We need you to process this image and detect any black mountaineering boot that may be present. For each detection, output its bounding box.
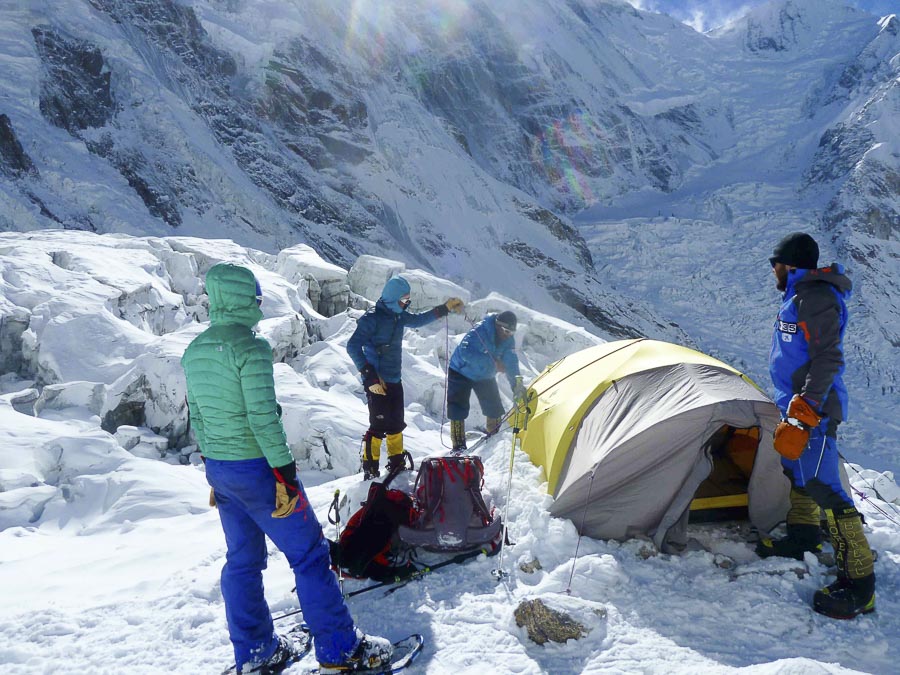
[362,459,380,480]
[387,451,412,474]
[361,432,381,480]
[813,507,875,619]
[757,488,822,560]
[813,574,875,620]
[756,523,822,560]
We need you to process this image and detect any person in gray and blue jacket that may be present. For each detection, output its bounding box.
[759,232,875,620]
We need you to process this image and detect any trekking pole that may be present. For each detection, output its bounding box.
[491,375,528,581]
[440,314,453,450]
[328,489,344,595]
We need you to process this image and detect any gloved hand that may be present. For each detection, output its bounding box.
[773,420,809,460]
[773,395,822,460]
[513,380,527,403]
[787,394,822,428]
[445,297,464,314]
[272,462,301,518]
[360,364,386,396]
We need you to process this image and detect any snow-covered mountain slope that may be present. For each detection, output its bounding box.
[1,1,897,346]
[0,230,899,674]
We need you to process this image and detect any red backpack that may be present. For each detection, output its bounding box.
[398,455,503,552]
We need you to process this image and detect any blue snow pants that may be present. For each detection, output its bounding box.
[205,457,357,669]
[780,419,853,508]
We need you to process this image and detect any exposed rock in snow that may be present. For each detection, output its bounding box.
[514,598,588,645]
[31,25,114,134]
[0,114,37,178]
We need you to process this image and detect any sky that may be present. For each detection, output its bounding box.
[626,0,898,32]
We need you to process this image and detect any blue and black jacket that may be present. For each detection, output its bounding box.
[769,264,851,422]
[347,276,448,383]
[449,313,520,388]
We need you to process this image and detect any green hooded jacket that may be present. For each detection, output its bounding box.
[181,263,293,467]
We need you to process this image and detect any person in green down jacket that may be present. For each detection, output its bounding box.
[182,263,392,675]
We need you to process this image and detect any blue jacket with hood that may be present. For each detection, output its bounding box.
[769,264,851,422]
[449,313,520,388]
[346,276,446,383]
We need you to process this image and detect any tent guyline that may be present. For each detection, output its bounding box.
[566,470,596,595]
[842,458,900,529]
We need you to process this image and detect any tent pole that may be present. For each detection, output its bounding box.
[565,470,596,595]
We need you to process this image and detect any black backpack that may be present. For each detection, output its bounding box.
[329,473,418,582]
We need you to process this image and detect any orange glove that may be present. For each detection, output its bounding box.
[786,394,822,428]
[773,395,822,461]
[773,420,810,460]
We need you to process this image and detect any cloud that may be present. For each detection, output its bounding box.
[622,1,763,33]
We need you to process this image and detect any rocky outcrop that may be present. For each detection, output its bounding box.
[31,26,115,133]
[0,115,37,178]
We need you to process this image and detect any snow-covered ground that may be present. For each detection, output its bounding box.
[1,231,898,674]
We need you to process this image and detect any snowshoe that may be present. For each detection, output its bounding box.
[315,634,423,674]
[224,624,311,674]
[318,632,393,673]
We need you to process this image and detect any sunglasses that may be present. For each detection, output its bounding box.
[399,295,411,309]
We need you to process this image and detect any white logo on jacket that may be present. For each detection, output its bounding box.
[778,320,797,334]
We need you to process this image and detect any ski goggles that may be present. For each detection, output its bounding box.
[496,321,515,336]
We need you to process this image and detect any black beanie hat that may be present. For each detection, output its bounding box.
[496,310,517,332]
[770,232,819,269]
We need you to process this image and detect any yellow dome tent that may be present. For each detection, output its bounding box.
[517,338,790,550]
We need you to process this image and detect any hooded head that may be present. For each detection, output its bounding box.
[380,276,411,314]
[204,263,264,327]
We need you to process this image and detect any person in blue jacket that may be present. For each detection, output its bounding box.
[347,276,463,479]
[447,310,525,452]
[759,232,875,619]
